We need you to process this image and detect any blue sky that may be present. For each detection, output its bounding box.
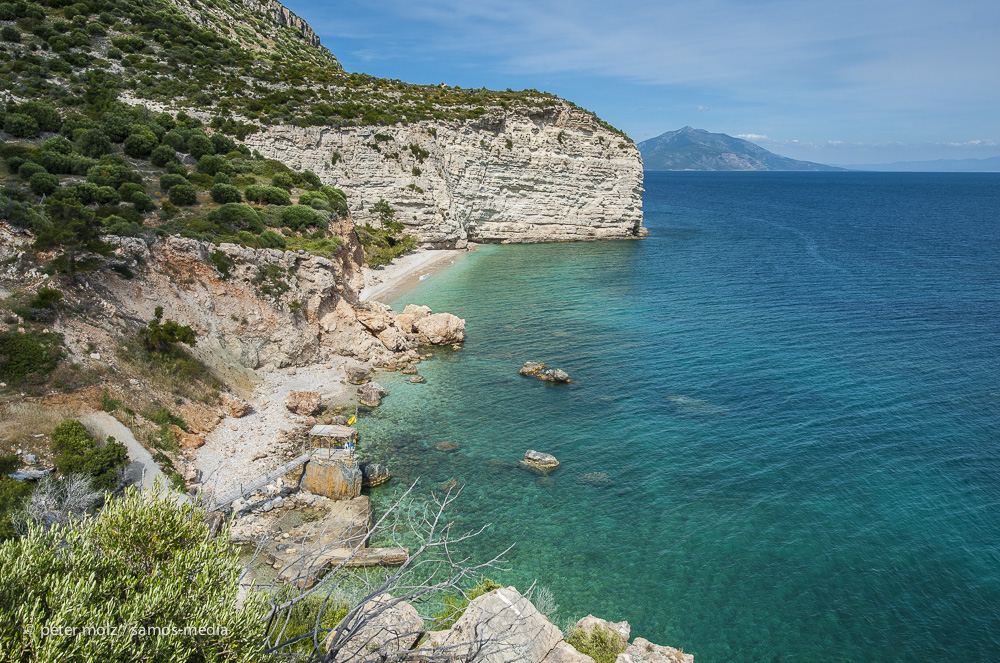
[284,0,1000,164]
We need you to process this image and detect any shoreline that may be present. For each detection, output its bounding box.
[360,247,470,303]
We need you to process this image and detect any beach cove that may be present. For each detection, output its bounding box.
[355,172,1000,662]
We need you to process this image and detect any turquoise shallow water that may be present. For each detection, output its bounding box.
[358,172,1000,662]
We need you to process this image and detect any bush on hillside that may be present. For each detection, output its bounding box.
[209,183,242,204]
[0,486,270,661]
[168,183,197,206]
[149,144,177,167]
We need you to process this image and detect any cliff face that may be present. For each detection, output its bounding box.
[246,106,646,248]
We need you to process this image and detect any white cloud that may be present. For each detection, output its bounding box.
[735,133,769,141]
[697,105,710,111]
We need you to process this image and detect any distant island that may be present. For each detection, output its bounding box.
[638,126,844,171]
[836,156,1000,172]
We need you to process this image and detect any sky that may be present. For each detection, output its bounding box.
[284,0,1000,164]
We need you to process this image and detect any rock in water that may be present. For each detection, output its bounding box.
[435,441,460,452]
[413,313,466,345]
[520,450,561,473]
[346,364,371,385]
[409,375,426,383]
[359,462,391,487]
[358,382,388,407]
[520,361,572,382]
[285,390,322,415]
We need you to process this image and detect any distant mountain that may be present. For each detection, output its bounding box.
[836,156,1000,172]
[638,127,845,171]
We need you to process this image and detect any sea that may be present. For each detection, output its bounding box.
[357,172,1000,662]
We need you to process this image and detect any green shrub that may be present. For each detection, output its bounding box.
[51,419,97,474]
[149,144,177,167]
[118,182,144,200]
[75,128,112,158]
[209,132,235,154]
[186,133,215,159]
[139,306,196,353]
[17,161,47,180]
[0,25,19,43]
[213,203,263,233]
[258,229,286,249]
[0,486,269,661]
[168,183,197,206]
[163,128,190,151]
[28,172,59,196]
[87,159,142,189]
[197,154,232,176]
[123,128,159,158]
[0,473,32,541]
[281,204,325,231]
[210,183,242,204]
[209,250,235,278]
[301,169,321,189]
[38,151,72,174]
[271,171,295,191]
[566,625,628,663]
[42,136,74,155]
[130,191,155,213]
[17,101,61,132]
[159,172,188,192]
[14,287,62,321]
[244,185,290,206]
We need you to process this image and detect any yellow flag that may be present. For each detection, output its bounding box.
[347,415,356,426]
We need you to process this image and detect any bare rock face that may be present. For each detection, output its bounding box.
[172,425,206,450]
[346,365,371,385]
[426,587,563,663]
[359,461,391,487]
[358,382,388,407]
[354,301,395,333]
[520,361,572,383]
[285,390,322,415]
[413,313,466,345]
[326,594,424,662]
[245,106,645,248]
[576,615,631,644]
[378,326,414,352]
[618,638,694,663]
[520,450,561,473]
[221,393,253,418]
[402,304,432,320]
[543,642,597,663]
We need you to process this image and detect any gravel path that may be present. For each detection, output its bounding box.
[80,411,164,490]
[193,360,356,498]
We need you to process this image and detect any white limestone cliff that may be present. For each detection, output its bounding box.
[246,105,645,248]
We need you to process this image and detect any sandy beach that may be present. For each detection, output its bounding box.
[360,248,469,302]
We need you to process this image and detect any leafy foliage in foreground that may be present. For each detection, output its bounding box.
[0,486,270,662]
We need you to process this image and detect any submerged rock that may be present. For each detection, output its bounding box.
[520,450,561,473]
[358,382,388,407]
[409,375,426,383]
[520,361,572,383]
[434,441,460,452]
[579,471,612,487]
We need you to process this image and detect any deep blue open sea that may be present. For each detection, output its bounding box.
[359,172,1000,662]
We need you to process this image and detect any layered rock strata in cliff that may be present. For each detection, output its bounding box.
[246,105,645,248]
